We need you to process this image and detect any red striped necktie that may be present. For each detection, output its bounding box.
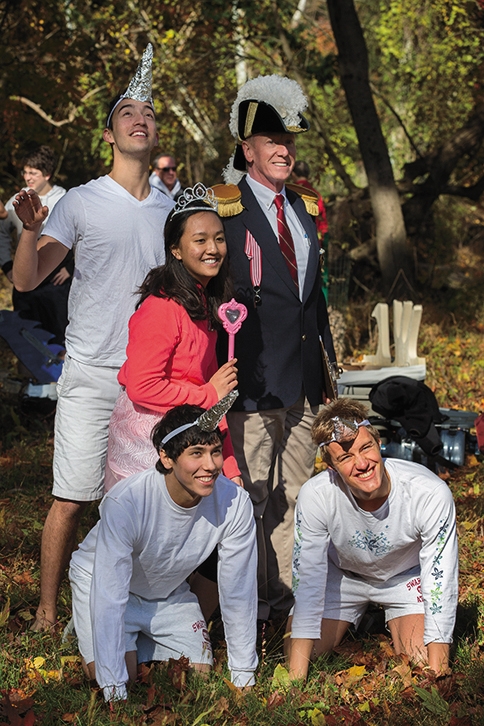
[274,193,298,288]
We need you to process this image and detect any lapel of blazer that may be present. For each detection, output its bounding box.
[238,177,299,299]
[287,189,320,304]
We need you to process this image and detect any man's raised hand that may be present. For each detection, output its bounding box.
[13,190,48,230]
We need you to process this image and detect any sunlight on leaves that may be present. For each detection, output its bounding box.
[25,656,61,682]
[461,520,479,531]
[271,663,291,691]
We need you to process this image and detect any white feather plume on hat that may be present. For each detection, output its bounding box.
[228,74,308,139]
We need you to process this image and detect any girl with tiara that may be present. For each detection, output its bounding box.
[104,183,241,489]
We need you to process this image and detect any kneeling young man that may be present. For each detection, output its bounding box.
[69,402,258,702]
[288,399,458,680]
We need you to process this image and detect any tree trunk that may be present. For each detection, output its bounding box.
[327,0,413,291]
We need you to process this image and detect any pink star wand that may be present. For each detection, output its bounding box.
[218,298,248,360]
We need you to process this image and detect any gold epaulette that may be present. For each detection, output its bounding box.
[286,183,319,217]
[211,184,244,217]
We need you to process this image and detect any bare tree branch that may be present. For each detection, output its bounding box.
[9,87,105,128]
[370,83,424,160]
[442,176,484,202]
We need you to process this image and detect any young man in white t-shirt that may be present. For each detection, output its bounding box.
[287,398,458,680]
[69,402,258,702]
[12,45,174,632]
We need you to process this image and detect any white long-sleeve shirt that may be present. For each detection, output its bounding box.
[291,458,458,645]
[71,467,258,695]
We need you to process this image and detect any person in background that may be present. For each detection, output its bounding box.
[288,398,458,680]
[12,45,174,632]
[0,146,72,344]
[149,153,184,200]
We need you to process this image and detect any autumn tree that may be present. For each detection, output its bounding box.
[326,0,412,291]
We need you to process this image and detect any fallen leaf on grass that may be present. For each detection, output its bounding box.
[461,520,479,531]
[307,706,326,725]
[323,705,364,725]
[271,663,291,691]
[222,678,245,702]
[266,690,286,710]
[0,690,36,725]
[24,657,61,683]
[149,708,180,725]
[166,657,190,691]
[414,685,450,716]
[12,572,34,586]
[392,662,413,688]
[333,641,366,659]
[449,715,472,725]
[378,639,395,658]
[137,662,153,684]
[214,696,230,715]
[0,599,10,628]
[334,665,367,687]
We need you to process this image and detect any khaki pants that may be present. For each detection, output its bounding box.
[227,393,319,619]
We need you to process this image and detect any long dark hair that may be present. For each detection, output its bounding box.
[137,200,232,328]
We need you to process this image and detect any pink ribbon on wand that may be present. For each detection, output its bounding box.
[218,298,248,360]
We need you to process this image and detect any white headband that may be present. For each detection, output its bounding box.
[160,391,238,447]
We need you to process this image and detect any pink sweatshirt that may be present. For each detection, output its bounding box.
[118,294,240,479]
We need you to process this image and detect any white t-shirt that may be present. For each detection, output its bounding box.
[71,467,258,694]
[43,175,174,366]
[291,458,458,645]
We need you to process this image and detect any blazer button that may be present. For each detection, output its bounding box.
[301,334,307,341]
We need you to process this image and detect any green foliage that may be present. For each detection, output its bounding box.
[369,0,484,155]
[413,684,450,716]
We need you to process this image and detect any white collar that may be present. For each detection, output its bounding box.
[245,174,287,212]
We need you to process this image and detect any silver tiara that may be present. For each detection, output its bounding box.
[319,417,370,448]
[160,390,238,446]
[172,182,218,216]
[106,44,154,126]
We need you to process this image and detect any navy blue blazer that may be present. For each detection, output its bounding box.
[219,177,336,412]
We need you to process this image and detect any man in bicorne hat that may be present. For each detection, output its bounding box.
[13,44,174,631]
[214,75,336,623]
